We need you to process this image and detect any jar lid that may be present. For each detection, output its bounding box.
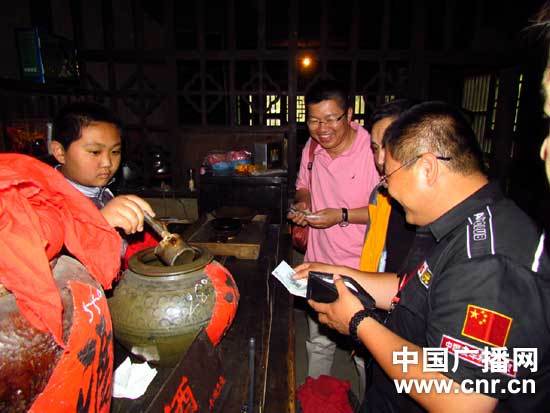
[128,246,213,276]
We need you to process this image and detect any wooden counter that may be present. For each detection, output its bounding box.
[111,224,295,413]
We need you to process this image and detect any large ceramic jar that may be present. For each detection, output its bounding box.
[0,255,114,413]
[108,246,239,367]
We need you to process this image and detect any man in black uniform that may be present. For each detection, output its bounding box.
[296,101,550,412]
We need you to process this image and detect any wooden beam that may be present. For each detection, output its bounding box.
[228,0,236,127]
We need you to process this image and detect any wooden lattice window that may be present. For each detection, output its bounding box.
[462,74,496,155]
[353,96,366,125]
[266,95,282,126]
[296,96,306,123]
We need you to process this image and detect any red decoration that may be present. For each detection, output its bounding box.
[461,304,513,347]
[204,262,239,346]
[29,281,113,413]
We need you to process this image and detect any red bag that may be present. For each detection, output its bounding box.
[291,140,318,253]
[291,224,309,254]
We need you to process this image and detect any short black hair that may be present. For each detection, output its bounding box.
[367,99,420,133]
[53,101,121,148]
[304,79,350,111]
[383,101,485,175]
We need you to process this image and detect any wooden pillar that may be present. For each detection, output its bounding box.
[164,0,181,185]
[196,0,206,126]
[69,0,87,90]
[227,0,236,127]
[287,0,298,185]
[258,0,266,125]
[349,0,359,99]
[320,0,328,77]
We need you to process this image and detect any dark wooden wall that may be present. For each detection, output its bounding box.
[0,0,548,221]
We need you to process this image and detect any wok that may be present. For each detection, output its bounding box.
[212,206,257,221]
[210,218,242,237]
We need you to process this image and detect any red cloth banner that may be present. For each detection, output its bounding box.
[29,280,113,413]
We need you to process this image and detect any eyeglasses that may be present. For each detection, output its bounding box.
[306,112,346,129]
[379,154,452,187]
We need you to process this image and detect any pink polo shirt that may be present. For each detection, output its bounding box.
[296,122,378,268]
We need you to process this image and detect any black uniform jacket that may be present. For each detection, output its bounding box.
[364,182,550,413]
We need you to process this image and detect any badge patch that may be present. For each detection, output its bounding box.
[417,261,432,288]
[461,304,512,347]
[440,334,516,377]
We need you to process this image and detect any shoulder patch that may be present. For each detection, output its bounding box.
[417,261,432,288]
[440,334,516,378]
[461,304,512,347]
[465,206,495,259]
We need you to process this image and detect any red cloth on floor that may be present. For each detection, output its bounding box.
[0,154,121,346]
[297,375,354,413]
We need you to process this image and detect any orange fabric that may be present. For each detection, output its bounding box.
[359,192,392,272]
[0,154,121,346]
[29,280,113,413]
[204,262,239,346]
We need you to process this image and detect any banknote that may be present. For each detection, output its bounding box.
[287,206,312,216]
[271,260,307,297]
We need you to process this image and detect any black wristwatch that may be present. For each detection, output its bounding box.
[349,309,371,344]
[338,207,349,227]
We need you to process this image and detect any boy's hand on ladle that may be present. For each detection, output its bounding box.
[101,195,154,234]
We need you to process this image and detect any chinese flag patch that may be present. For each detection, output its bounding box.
[461,304,512,347]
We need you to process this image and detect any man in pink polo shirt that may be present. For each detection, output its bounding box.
[289,80,379,387]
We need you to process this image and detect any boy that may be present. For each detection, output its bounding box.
[50,101,154,236]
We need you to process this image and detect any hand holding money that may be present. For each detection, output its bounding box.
[271,260,307,297]
[287,202,311,227]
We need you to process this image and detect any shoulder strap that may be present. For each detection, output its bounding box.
[307,140,318,189]
[307,140,318,170]
[465,206,495,259]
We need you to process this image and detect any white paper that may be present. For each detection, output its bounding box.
[271,260,307,297]
[112,356,158,399]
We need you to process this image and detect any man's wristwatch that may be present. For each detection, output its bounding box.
[338,207,349,227]
[349,309,371,344]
